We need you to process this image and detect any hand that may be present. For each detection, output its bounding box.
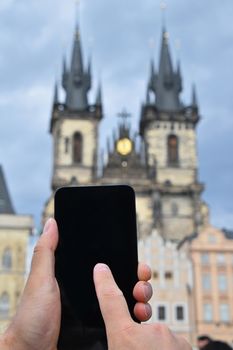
[94,263,192,350]
[0,218,60,350]
[0,218,152,350]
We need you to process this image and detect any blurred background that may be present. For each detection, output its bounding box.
[0,0,232,348]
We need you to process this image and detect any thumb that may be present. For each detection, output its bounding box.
[93,263,133,334]
[29,218,58,280]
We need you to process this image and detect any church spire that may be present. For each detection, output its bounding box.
[62,23,91,111]
[191,83,198,108]
[148,27,182,112]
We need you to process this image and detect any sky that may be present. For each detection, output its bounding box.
[0,0,232,230]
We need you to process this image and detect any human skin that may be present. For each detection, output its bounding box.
[94,263,192,350]
[0,218,153,350]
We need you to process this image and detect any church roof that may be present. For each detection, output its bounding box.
[62,24,91,111]
[0,165,15,214]
[148,28,183,112]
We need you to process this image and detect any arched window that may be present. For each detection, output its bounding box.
[73,132,83,163]
[2,248,12,270]
[0,292,10,318]
[167,134,178,165]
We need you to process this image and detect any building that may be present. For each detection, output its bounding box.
[179,226,233,345]
[43,23,209,243]
[0,165,33,332]
[138,230,195,344]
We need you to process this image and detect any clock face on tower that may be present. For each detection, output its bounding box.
[116,138,132,156]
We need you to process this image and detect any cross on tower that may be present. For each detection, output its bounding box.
[160,1,167,27]
[117,108,131,127]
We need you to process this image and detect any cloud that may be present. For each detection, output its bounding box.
[0,0,232,230]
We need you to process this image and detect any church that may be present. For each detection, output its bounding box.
[41,21,233,345]
[43,23,209,242]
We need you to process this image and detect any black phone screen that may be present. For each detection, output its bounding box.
[55,185,138,349]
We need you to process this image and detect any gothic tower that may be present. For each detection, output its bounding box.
[140,28,208,241]
[99,110,155,238]
[43,24,103,222]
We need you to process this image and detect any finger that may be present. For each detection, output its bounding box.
[134,302,152,322]
[137,262,151,281]
[93,263,133,333]
[29,218,59,279]
[133,281,153,303]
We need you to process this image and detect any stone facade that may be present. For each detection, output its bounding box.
[51,115,99,186]
[145,121,198,182]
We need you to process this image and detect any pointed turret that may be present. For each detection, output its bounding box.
[63,24,91,111]
[175,60,182,93]
[148,59,157,92]
[62,56,68,90]
[96,83,102,106]
[148,28,182,112]
[53,81,59,105]
[0,165,15,214]
[87,56,91,77]
[192,83,198,108]
[146,87,151,105]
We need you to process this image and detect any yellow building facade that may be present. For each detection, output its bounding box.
[0,167,33,333]
[181,226,233,345]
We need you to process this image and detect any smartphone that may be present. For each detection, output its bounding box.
[55,185,139,349]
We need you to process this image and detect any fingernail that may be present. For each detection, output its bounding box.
[43,218,52,234]
[94,263,109,272]
[145,303,152,318]
[143,282,152,299]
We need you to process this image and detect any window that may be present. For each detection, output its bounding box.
[217,253,225,265]
[153,271,158,279]
[158,306,166,321]
[73,132,82,163]
[202,274,211,290]
[201,253,209,265]
[167,135,178,165]
[165,271,173,279]
[203,303,213,322]
[0,292,10,319]
[176,306,184,321]
[65,137,69,153]
[2,248,12,270]
[220,304,230,322]
[218,274,227,292]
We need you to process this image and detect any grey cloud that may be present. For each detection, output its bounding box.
[0,0,232,228]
